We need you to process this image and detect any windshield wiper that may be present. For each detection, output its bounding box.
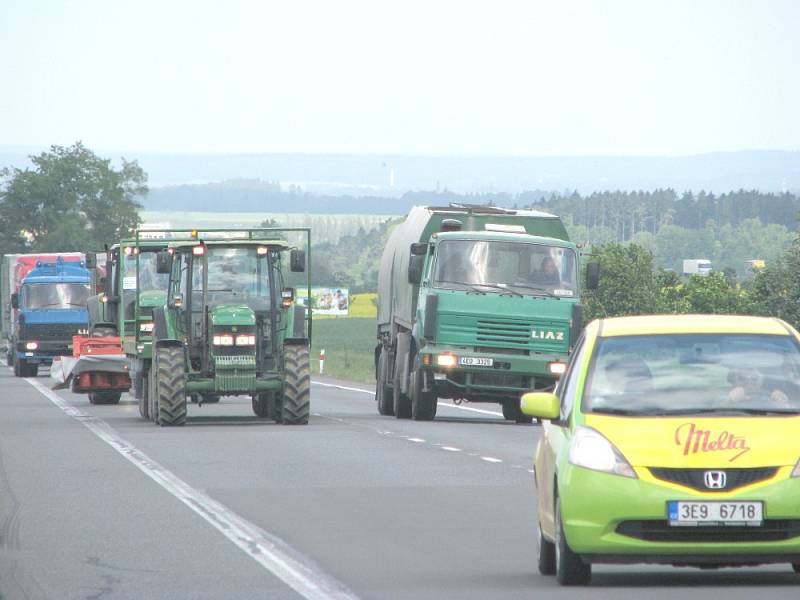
[589,407,641,416]
[470,283,523,297]
[502,283,558,298]
[646,407,800,416]
[436,280,486,294]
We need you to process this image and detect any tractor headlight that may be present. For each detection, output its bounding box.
[139,322,155,334]
[235,334,256,346]
[213,334,234,346]
[26,341,39,350]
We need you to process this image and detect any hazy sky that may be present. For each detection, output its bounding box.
[1,0,798,156]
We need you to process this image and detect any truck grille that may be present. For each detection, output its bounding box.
[476,318,531,347]
[21,323,83,340]
[438,313,569,352]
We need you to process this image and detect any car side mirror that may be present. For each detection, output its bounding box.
[586,262,600,291]
[156,251,172,274]
[84,252,97,269]
[408,254,424,284]
[520,392,560,420]
[11,293,18,309]
[290,249,306,272]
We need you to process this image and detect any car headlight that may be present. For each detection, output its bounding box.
[569,426,637,478]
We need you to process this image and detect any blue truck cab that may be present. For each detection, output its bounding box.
[11,258,92,377]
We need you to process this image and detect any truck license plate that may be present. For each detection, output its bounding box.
[668,501,763,526]
[458,357,493,367]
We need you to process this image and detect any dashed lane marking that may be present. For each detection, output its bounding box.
[312,381,505,418]
[21,375,359,600]
[480,456,503,464]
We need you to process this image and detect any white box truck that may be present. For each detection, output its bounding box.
[683,259,712,276]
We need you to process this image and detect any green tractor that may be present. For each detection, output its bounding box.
[87,237,183,407]
[145,228,312,426]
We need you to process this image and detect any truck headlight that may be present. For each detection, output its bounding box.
[25,341,39,350]
[139,322,155,334]
[548,361,567,376]
[437,353,457,368]
[213,334,234,346]
[569,426,636,479]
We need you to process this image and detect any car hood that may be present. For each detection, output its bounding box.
[584,414,800,468]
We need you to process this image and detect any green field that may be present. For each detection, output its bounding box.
[310,317,375,383]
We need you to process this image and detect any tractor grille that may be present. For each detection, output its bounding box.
[616,520,800,543]
[213,355,256,392]
[648,467,778,493]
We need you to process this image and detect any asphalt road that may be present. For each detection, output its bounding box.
[0,368,798,599]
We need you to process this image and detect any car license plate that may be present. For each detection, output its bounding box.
[668,501,763,526]
[458,357,493,367]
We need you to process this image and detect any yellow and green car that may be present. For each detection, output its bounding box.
[522,314,800,585]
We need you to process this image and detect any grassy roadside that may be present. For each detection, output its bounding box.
[310,316,375,384]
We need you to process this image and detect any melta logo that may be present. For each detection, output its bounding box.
[531,330,564,341]
[674,423,750,462]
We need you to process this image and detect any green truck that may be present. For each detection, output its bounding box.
[376,204,597,422]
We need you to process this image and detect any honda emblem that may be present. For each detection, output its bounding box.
[703,470,727,489]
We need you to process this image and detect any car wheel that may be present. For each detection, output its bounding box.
[537,522,556,575]
[555,497,591,585]
[792,563,800,574]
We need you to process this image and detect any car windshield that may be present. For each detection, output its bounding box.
[583,333,800,415]
[195,246,271,308]
[433,240,577,297]
[23,283,91,309]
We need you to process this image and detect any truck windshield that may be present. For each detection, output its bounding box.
[23,283,91,309]
[433,240,577,296]
[195,246,271,308]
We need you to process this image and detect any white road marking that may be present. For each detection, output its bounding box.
[480,456,503,463]
[312,381,505,417]
[440,446,461,452]
[22,376,359,600]
[407,437,425,443]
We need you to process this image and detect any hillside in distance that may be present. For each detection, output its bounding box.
[2,148,798,198]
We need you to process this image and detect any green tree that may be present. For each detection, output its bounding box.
[0,142,146,252]
[584,242,660,320]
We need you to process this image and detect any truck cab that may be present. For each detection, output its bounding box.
[12,258,91,377]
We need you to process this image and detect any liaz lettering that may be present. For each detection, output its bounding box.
[674,422,751,462]
[531,330,564,341]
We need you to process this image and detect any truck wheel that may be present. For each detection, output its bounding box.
[6,351,12,367]
[17,360,37,378]
[13,356,21,377]
[139,371,150,419]
[393,370,412,419]
[502,399,533,424]
[410,366,437,421]
[252,393,270,417]
[376,348,394,416]
[155,345,186,426]
[281,345,310,425]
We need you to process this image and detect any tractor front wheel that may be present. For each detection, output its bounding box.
[155,345,187,426]
[281,346,310,425]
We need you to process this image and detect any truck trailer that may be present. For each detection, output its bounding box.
[376,204,597,422]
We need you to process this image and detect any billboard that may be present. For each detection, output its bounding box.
[304,287,349,316]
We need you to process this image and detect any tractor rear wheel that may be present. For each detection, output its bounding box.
[148,364,159,424]
[281,345,310,425]
[155,345,186,426]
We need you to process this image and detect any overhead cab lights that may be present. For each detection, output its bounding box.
[123,246,140,256]
[192,244,205,256]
